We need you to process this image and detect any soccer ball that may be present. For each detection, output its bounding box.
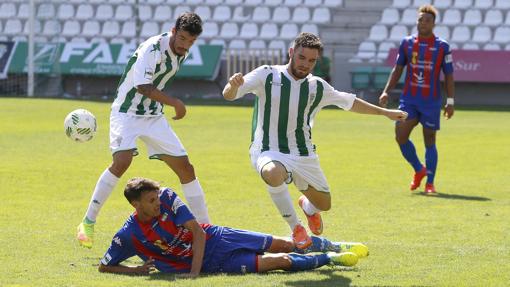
[64,109,97,142]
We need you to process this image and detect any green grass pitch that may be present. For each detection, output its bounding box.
[1,98,509,286]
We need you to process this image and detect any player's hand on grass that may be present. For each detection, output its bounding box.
[171,98,186,120]
[228,73,244,88]
[444,104,454,119]
[379,92,389,108]
[135,258,155,275]
[385,109,408,122]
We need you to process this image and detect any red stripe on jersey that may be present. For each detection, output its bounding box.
[421,37,434,98]
[132,235,191,271]
[410,38,420,97]
[433,45,445,98]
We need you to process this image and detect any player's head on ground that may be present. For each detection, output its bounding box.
[124,177,161,220]
[170,12,203,56]
[288,32,323,80]
[417,5,437,37]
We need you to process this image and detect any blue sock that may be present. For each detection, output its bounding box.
[425,144,438,184]
[293,236,334,254]
[399,140,423,172]
[288,253,330,271]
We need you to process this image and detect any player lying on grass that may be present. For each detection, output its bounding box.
[99,177,368,278]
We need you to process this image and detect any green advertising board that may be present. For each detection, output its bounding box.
[7,42,222,80]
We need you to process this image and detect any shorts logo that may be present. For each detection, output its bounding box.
[113,236,122,246]
[241,265,247,274]
[144,68,154,80]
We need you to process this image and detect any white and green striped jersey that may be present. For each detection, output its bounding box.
[111,32,187,116]
[235,65,356,156]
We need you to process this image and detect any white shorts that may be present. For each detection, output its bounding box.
[109,112,187,159]
[249,149,330,193]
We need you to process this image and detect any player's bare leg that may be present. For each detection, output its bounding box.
[256,251,358,272]
[396,119,427,190]
[161,155,210,223]
[299,186,329,235]
[422,127,438,194]
[78,150,132,248]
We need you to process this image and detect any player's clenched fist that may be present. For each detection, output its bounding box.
[228,73,244,88]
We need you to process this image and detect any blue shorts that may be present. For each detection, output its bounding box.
[399,101,441,130]
[202,227,273,274]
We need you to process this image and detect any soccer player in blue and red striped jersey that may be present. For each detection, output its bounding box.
[379,5,455,194]
[99,177,368,278]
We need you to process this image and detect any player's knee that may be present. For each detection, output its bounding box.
[261,170,285,187]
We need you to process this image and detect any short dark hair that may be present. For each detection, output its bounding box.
[418,5,438,22]
[124,177,160,203]
[293,32,323,54]
[175,12,203,36]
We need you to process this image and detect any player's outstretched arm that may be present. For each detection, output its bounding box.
[98,258,155,275]
[222,73,244,101]
[179,219,206,279]
[379,65,404,108]
[137,84,186,120]
[350,98,408,122]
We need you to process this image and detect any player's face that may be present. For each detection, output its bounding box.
[170,28,198,56]
[417,12,435,36]
[289,46,319,79]
[135,191,161,219]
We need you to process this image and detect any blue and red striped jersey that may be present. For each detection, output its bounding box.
[100,188,223,273]
[396,35,454,106]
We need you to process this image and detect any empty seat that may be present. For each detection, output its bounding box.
[462,42,479,50]
[0,3,16,19]
[173,6,191,20]
[249,39,267,49]
[311,7,330,23]
[354,41,376,60]
[37,3,56,19]
[260,23,278,39]
[472,26,491,43]
[154,6,172,22]
[474,0,493,9]
[392,0,411,8]
[301,23,319,35]
[495,0,510,8]
[265,0,283,6]
[115,5,133,21]
[454,0,472,8]
[268,40,287,51]
[102,21,120,38]
[57,4,74,20]
[213,6,231,21]
[141,22,160,38]
[483,43,500,50]
[377,42,396,61]
[62,20,81,37]
[4,19,22,35]
[209,38,226,47]
[220,22,238,39]
[42,21,60,36]
[239,23,258,39]
[201,22,219,38]
[292,7,311,22]
[380,8,399,25]
[232,7,250,22]
[138,5,153,21]
[304,0,323,6]
[82,21,100,37]
[23,20,42,35]
[17,3,29,19]
[451,26,471,42]
[442,9,461,25]
[463,10,482,26]
[194,6,211,21]
[148,0,165,4]
[96,4,114,21]
[229,39,247,49]
[225,0,244,4]
[368,25,388,42]
[253,7,271,22]
[413,0,429,6]
[273,7,291,23]
[401,8,417,25]
[435,25,450,40]
[205,0,223,4]
[121,21,136,38]
[506,11,510,25]
[493,26,510,43]
[280,23,298,40]
[484,10,503,26]
[434,0,452,8]
[389,25,408,41]
[76,4,94,20]
[285,0,303,6]
[186,0,203,4]
[323,0,342,6]
[244,0,263,5]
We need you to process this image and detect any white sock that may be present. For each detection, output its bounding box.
[85,169,120,222]
[181,179,210,224]
[267,183,300,231]
[301,196,321,216]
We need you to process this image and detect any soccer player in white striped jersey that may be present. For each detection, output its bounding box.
[223,33,408,249]
[77,12,210,249]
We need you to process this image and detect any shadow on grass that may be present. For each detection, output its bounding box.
[413,192,491,201]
